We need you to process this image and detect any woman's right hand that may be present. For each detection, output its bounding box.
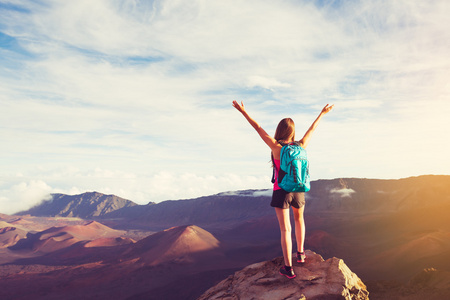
[232,100,246,114]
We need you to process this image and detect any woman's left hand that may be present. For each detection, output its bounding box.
[321,104,334,114]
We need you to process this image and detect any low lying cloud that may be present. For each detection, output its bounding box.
[0,168,271,214]
[252,190,273,197]
[0,180,53,214]
[330,188,356,198]
[218,189,272,197]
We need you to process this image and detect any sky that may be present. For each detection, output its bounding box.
[1,0,449,214]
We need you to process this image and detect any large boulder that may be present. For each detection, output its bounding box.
[198,250,369,300]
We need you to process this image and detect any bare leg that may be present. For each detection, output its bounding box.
[292,205,305,253]
[274,207,292,267]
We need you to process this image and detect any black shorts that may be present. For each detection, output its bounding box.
[270,189,305,209]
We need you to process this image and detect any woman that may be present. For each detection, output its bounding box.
[232,100,334,279]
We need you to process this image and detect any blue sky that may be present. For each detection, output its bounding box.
[1,0,449,213]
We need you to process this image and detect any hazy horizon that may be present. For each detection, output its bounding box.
[4,174,448,215]
[1,1,449,213]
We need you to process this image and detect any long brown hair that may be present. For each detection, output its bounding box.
[274,118,295,142]
[271,118,295,166]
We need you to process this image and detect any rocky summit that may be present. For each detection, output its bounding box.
[198,250,369,300]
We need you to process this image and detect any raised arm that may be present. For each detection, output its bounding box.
[232,100,279,151]
[300,104,334,148]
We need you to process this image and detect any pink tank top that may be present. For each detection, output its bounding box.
[273,158,281,191]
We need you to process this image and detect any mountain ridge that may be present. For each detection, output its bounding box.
[105,175,450,228]
[13,175,450,231]
[16,191,137,219]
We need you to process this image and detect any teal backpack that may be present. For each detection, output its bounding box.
[273,141,310,192]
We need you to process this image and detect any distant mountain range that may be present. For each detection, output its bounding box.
[307,175,450,213]
[16,175,450,230]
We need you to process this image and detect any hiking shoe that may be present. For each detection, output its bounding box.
[297,251,306,263]
[279,266,296,279]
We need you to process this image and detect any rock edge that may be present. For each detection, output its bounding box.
[198,250,369,300]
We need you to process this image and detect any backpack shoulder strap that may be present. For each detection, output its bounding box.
[271,141,285,184]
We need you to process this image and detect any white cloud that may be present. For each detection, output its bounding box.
[217,189,272,197]
[247,76,291,91]
[0,169,271,214]
[252,189,273,197]
[330,188,356,198]
[0,1,449,213]
[0,180,53,214]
